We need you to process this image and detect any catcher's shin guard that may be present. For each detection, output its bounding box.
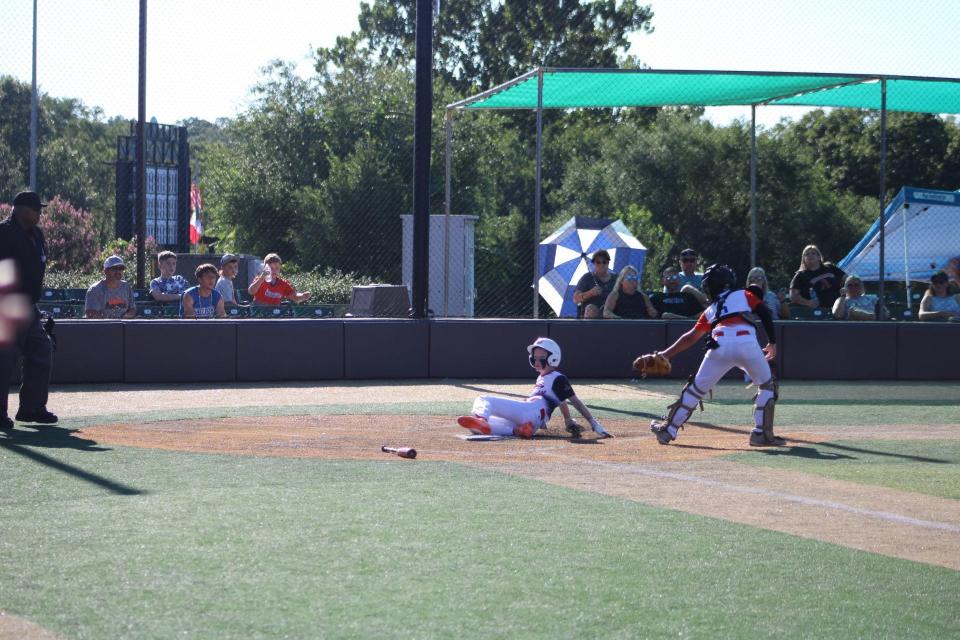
[650,378,706,444]
[750,378,785,446]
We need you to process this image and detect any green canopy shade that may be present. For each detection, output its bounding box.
[451,69,960,114]
[445,67,960,319]
[772,78,960,114]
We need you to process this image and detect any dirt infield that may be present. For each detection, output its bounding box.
[79,414,960,571]
[0,612,64,640]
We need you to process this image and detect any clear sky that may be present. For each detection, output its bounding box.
[1,0,957,127]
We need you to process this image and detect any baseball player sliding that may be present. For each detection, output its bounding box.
[646,264,788,447]
[458,337,612,439]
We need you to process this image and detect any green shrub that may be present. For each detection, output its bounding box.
[285,267,375,305]
[98,236,159,270]
[44,269,99,290]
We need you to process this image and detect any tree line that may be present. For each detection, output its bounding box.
[2,0,959,315]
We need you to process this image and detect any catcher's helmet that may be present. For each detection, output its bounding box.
[527,337,561,368]
[701,264,737,299]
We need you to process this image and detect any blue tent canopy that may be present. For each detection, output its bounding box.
[839,186,960,282]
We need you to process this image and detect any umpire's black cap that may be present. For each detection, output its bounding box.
[12,191,47,210]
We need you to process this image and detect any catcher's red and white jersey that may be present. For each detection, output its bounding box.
[694,289,762,335]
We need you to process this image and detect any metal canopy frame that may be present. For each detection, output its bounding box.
[445,68,960,318]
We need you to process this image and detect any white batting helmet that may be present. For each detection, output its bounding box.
[527,337,561,368]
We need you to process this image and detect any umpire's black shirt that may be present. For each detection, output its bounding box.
[0,215,48,304]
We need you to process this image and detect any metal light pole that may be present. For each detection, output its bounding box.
[29,0,38,191]
[410,0,434,318]
[136,0,147,288]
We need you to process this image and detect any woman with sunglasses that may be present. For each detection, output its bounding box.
[573,249,617,319]
[603,265,658,319]
[789,244,846,309]
[919,270,960,322]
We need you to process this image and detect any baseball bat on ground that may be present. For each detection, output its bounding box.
[381,445,417,459]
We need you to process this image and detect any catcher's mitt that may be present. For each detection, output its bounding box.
[633,352,671,378]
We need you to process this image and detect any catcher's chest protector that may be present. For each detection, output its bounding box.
[705,289,752,327]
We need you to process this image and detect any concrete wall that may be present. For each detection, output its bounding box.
[42,319,958,383]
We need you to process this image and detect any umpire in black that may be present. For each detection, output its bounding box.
[0,191,57,429]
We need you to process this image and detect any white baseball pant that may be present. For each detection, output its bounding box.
[470,395,549,436]
[669,329,774,430]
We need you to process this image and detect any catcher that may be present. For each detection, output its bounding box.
[458,337,612,439]
[637,264,787,447]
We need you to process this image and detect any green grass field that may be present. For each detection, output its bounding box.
[2,381,959,639]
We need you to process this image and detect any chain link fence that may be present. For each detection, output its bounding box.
[1,1,958,319]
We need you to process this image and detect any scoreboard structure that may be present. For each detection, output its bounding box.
[115,121,191,251]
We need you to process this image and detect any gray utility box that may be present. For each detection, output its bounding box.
[174,253,261,291]
[401,214,477,317]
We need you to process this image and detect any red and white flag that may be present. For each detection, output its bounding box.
[189,183,203,245]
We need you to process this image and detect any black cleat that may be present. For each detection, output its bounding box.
[15,410,59,425]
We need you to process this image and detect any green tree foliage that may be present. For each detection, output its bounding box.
[553,109,875,289]
[793,109,960,199]
[0,75,123,247]
[349,0,654,93]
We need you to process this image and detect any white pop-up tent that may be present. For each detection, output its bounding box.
[839,186,959,291]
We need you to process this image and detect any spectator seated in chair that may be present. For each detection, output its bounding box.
[85,256,136,319]
[215,253,241,308]
[150,250,188,304]
[603,265,658,319]
[832,274,884,321]
[745,267,789,320]
[789,244,845,310]
[180,263,226,319]
[248,253,311,306]
[918,270,960,322]
[650,266,707,319]
[675,248,704,290]
[573,249,617,319]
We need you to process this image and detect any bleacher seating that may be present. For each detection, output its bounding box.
[40,288,64,301]
[249,305,294,318]
[137,302,179,318]
[788,304,832,320]
[37,301,81,318]
[61,288,88,304]
[293,305,337,318]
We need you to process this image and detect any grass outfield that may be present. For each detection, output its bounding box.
[1,449,959,640]
[726,440,960,499]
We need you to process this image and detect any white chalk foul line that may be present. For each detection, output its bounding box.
[579,460,960,534]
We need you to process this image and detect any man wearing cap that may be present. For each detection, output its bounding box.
[85,255,136,319]
[651,266,708,319]
[0,191,57,427]
[677,248,704,290]
[215,253,240,308]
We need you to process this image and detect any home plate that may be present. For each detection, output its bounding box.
[461,434,511,441]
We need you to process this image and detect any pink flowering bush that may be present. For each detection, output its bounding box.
[0,196,98,272]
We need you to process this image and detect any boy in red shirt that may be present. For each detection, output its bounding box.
[248,253,312,305]
[649,264,787,447]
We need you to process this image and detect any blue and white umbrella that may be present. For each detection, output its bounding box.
[537,216,647,318]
